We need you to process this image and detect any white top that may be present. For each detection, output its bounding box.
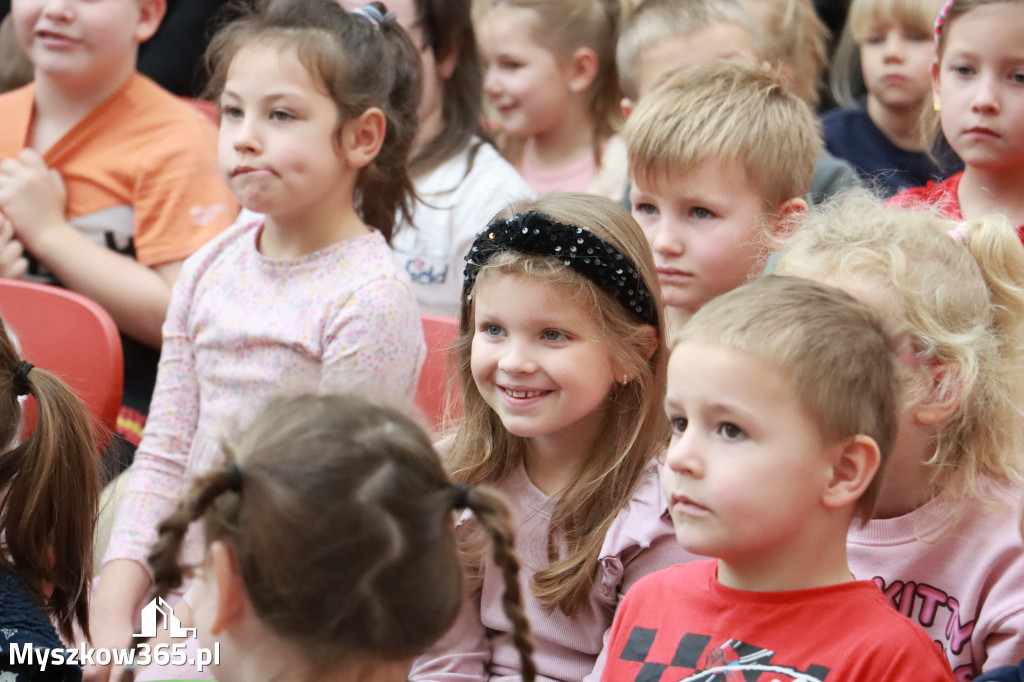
[392,140,533,318]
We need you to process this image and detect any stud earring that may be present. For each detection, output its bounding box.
[621,374,629,384]
[933,97,941,112]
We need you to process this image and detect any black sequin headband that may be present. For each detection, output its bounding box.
[463,211,657,326]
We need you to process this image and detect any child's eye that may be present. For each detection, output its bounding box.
[864,33,885,45]
[951,64,974,77]
[480,323,505,337]
[669,415,688,435]
[632,202,659,217]
[691,206,715,220]
[497,56,523,70]
[909,30,930,42]
[1012,72,1024,85]
[270,109,295,122]
[221,105,243,120]
[541,329,567,342]
[718,422,746,441]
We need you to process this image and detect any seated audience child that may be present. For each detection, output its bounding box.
[122,393,537,682]
[410,194,696,682]
[600,275,956,681]
[0,315,100,681]
[475,0,626,197]
[623,62,817,333]
[777,192,1024,677]
[341,0,533,318]
[823,0,959,197]
[616,0,860,206]
[0,0,237,457]
[88,2,425,679]
[890,0,1024,240]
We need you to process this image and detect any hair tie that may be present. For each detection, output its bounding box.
[463,211,657,326]
[935,0,956,45]
[351,4,394,27]
[12,361,33,397]
[452,484,472,510]
[947,222,970,246]
[225,462,244,493]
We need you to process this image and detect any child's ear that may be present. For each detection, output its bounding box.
[435,45,459,82]
[208,540,246,636]
[765,197,808,244]
[620,97,635,120]
[340,107,387,170]
[930,58,942,107]
[134,0,166,44]
[565,47,599,97]
[821,435,880,511]
[611,324,659,383]
[913,362,961,426]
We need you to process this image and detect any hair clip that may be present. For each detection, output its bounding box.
[947,222,970,246]
[934,0,956,45]
[463,211,657,326]
[351,4,395,27]
[225,462,244,493]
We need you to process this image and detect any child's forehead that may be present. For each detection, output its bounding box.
[631,158,765,203]
[635,23,760,99]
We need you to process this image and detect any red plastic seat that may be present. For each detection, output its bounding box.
[415,314,461,431]
[0,280,123,450]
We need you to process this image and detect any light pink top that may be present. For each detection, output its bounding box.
[848,482,1024,679]
[410,459,697,682]
[104,215,425,568]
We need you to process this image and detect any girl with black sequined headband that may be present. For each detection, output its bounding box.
[411,193,697,682]
[0,314,100,682]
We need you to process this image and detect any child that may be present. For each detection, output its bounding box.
[0,0,237,457]
[122,393,537,682]
[340,0,533,318]
[410,194,696,682]
[823,0,957,197]
[0,316,101,681]
[88,1,426,676]
[777,192,1024,677]
[623,61,817,332]
[601,275,956,681]
[476,0,626,198]
[892,0,1024,237]
[616,0,861,206]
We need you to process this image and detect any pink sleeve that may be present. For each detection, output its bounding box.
[408,589,490,681]
[102,256,203,570]
[319,273,424,410]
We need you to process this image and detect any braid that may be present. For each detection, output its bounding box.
[463,485,537,682]
[120,466,240,682]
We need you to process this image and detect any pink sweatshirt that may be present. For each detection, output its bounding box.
[848,482,1024,681]
[410,460,697,682]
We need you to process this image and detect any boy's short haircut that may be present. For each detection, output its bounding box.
[617,0,762,100]
[739,0,829,107]
[676,275,900,519]
[846,0,944,40]
[625,61,819,208]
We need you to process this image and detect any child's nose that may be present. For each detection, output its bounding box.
[232,117,261,154]
[883,34,906,62]
[649,222,684,257]
[483,65,502,99]
[497,338,537,374]
[42,0,74,20]
[970,74,1001,113]
[665,431,704,477]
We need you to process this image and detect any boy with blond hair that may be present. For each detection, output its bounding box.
[624,61,816,329]
[0,0,236,455]
[617,0,858,205]
[600,276,956,681]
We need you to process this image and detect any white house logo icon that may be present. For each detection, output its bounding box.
[133,597,197,638]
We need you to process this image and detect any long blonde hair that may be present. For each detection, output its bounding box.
[777,191,1024,512]
[448,193,667,615]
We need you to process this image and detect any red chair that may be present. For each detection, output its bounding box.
[415,314,461,431]
[0,280,123,450]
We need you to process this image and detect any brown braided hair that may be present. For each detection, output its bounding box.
[0,315,100,643]
[123,394,535,680]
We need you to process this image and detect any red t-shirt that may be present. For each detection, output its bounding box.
[889,172,1024,242]
[601,560,955,682]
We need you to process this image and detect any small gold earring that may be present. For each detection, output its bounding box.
[621,374,629,384]
[933,98,941,112]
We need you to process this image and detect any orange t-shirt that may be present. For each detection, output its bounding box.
[0,73,237,270]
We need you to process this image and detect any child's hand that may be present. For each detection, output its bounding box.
[0,215,28,279]
[0,149,69,253]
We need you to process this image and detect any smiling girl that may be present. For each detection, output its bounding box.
[410,193,695,682]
